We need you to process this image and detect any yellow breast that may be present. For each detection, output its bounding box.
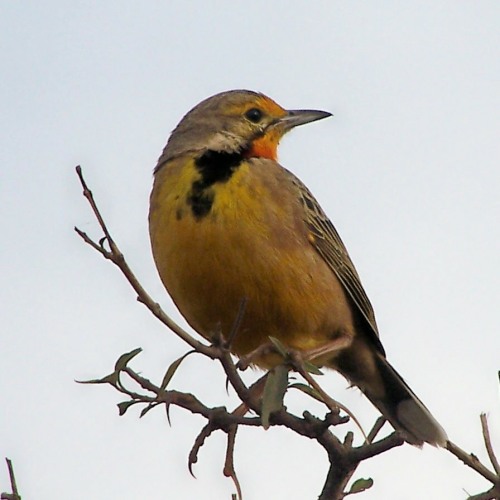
[149,156,353,363]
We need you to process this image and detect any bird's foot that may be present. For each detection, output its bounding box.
[236,342,277,370]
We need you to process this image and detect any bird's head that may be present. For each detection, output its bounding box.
[157,90,331,167]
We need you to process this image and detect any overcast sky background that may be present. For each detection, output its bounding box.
[1,2,499,499]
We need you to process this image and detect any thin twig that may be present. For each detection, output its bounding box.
[229,374,268,418]
[218,351,259,414]
[367,417,387,444]
[223,426,243,500]
[447,441,499,486]
[481,413,500,476]
[1,458,21,500]
[76,166,114,244]
[467,484,500,500]
[75,166,217,357]
[291,353,368,442]
[188,422,215,477]
[350,433,405,462]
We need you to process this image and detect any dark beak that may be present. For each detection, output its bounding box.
[279,109,332,132]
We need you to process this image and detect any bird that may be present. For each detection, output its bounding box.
[148,89,447,446]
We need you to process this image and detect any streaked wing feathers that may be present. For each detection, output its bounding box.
[290,172,380,340]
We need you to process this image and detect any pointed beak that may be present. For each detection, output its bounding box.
[278,109,332,132]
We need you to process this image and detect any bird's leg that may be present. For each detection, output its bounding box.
[239,333,352,370]
[303,335,352,364]
[236,341,277,371]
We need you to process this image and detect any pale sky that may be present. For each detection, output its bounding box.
[1,2,499,499]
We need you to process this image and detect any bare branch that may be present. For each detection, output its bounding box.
[447,441,499,485]
[74,166,217,357]
[1,458,21,500]
[223,426,242,500]
[350,433,405,462]
[467,484,500,500]
[481,413,500,477]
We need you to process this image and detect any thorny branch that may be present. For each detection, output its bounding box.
[75,166,500,499]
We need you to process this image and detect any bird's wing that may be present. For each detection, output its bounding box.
[289,172,381,342]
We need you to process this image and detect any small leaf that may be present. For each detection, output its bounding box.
[268,336,289,358]
[261,365,289,429]
[348,477,373,494]
[303,360,324,375]
[117,400,137,416]
[76,372,119,386]
[289,382,324,402]
[160,351,193,391]
[114,347,142,372]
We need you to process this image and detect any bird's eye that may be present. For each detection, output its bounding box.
[245,108,264,123]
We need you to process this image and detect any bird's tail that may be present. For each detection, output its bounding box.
[335,343,448,447]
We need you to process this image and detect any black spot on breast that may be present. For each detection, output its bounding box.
[186,149,244,220]
[195,150,243,185]
[187,182,215,219]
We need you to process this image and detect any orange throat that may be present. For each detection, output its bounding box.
[245,133,280,160]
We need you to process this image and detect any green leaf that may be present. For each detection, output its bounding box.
[117,400,137,416]
[268,336,289,358]
[160,351,193,391]
[303,360,324,375]
[348,477,374,494]
[114,347,142,372]
[289,382,324,403]
[76,372,119,386]
[261,365,289,429]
